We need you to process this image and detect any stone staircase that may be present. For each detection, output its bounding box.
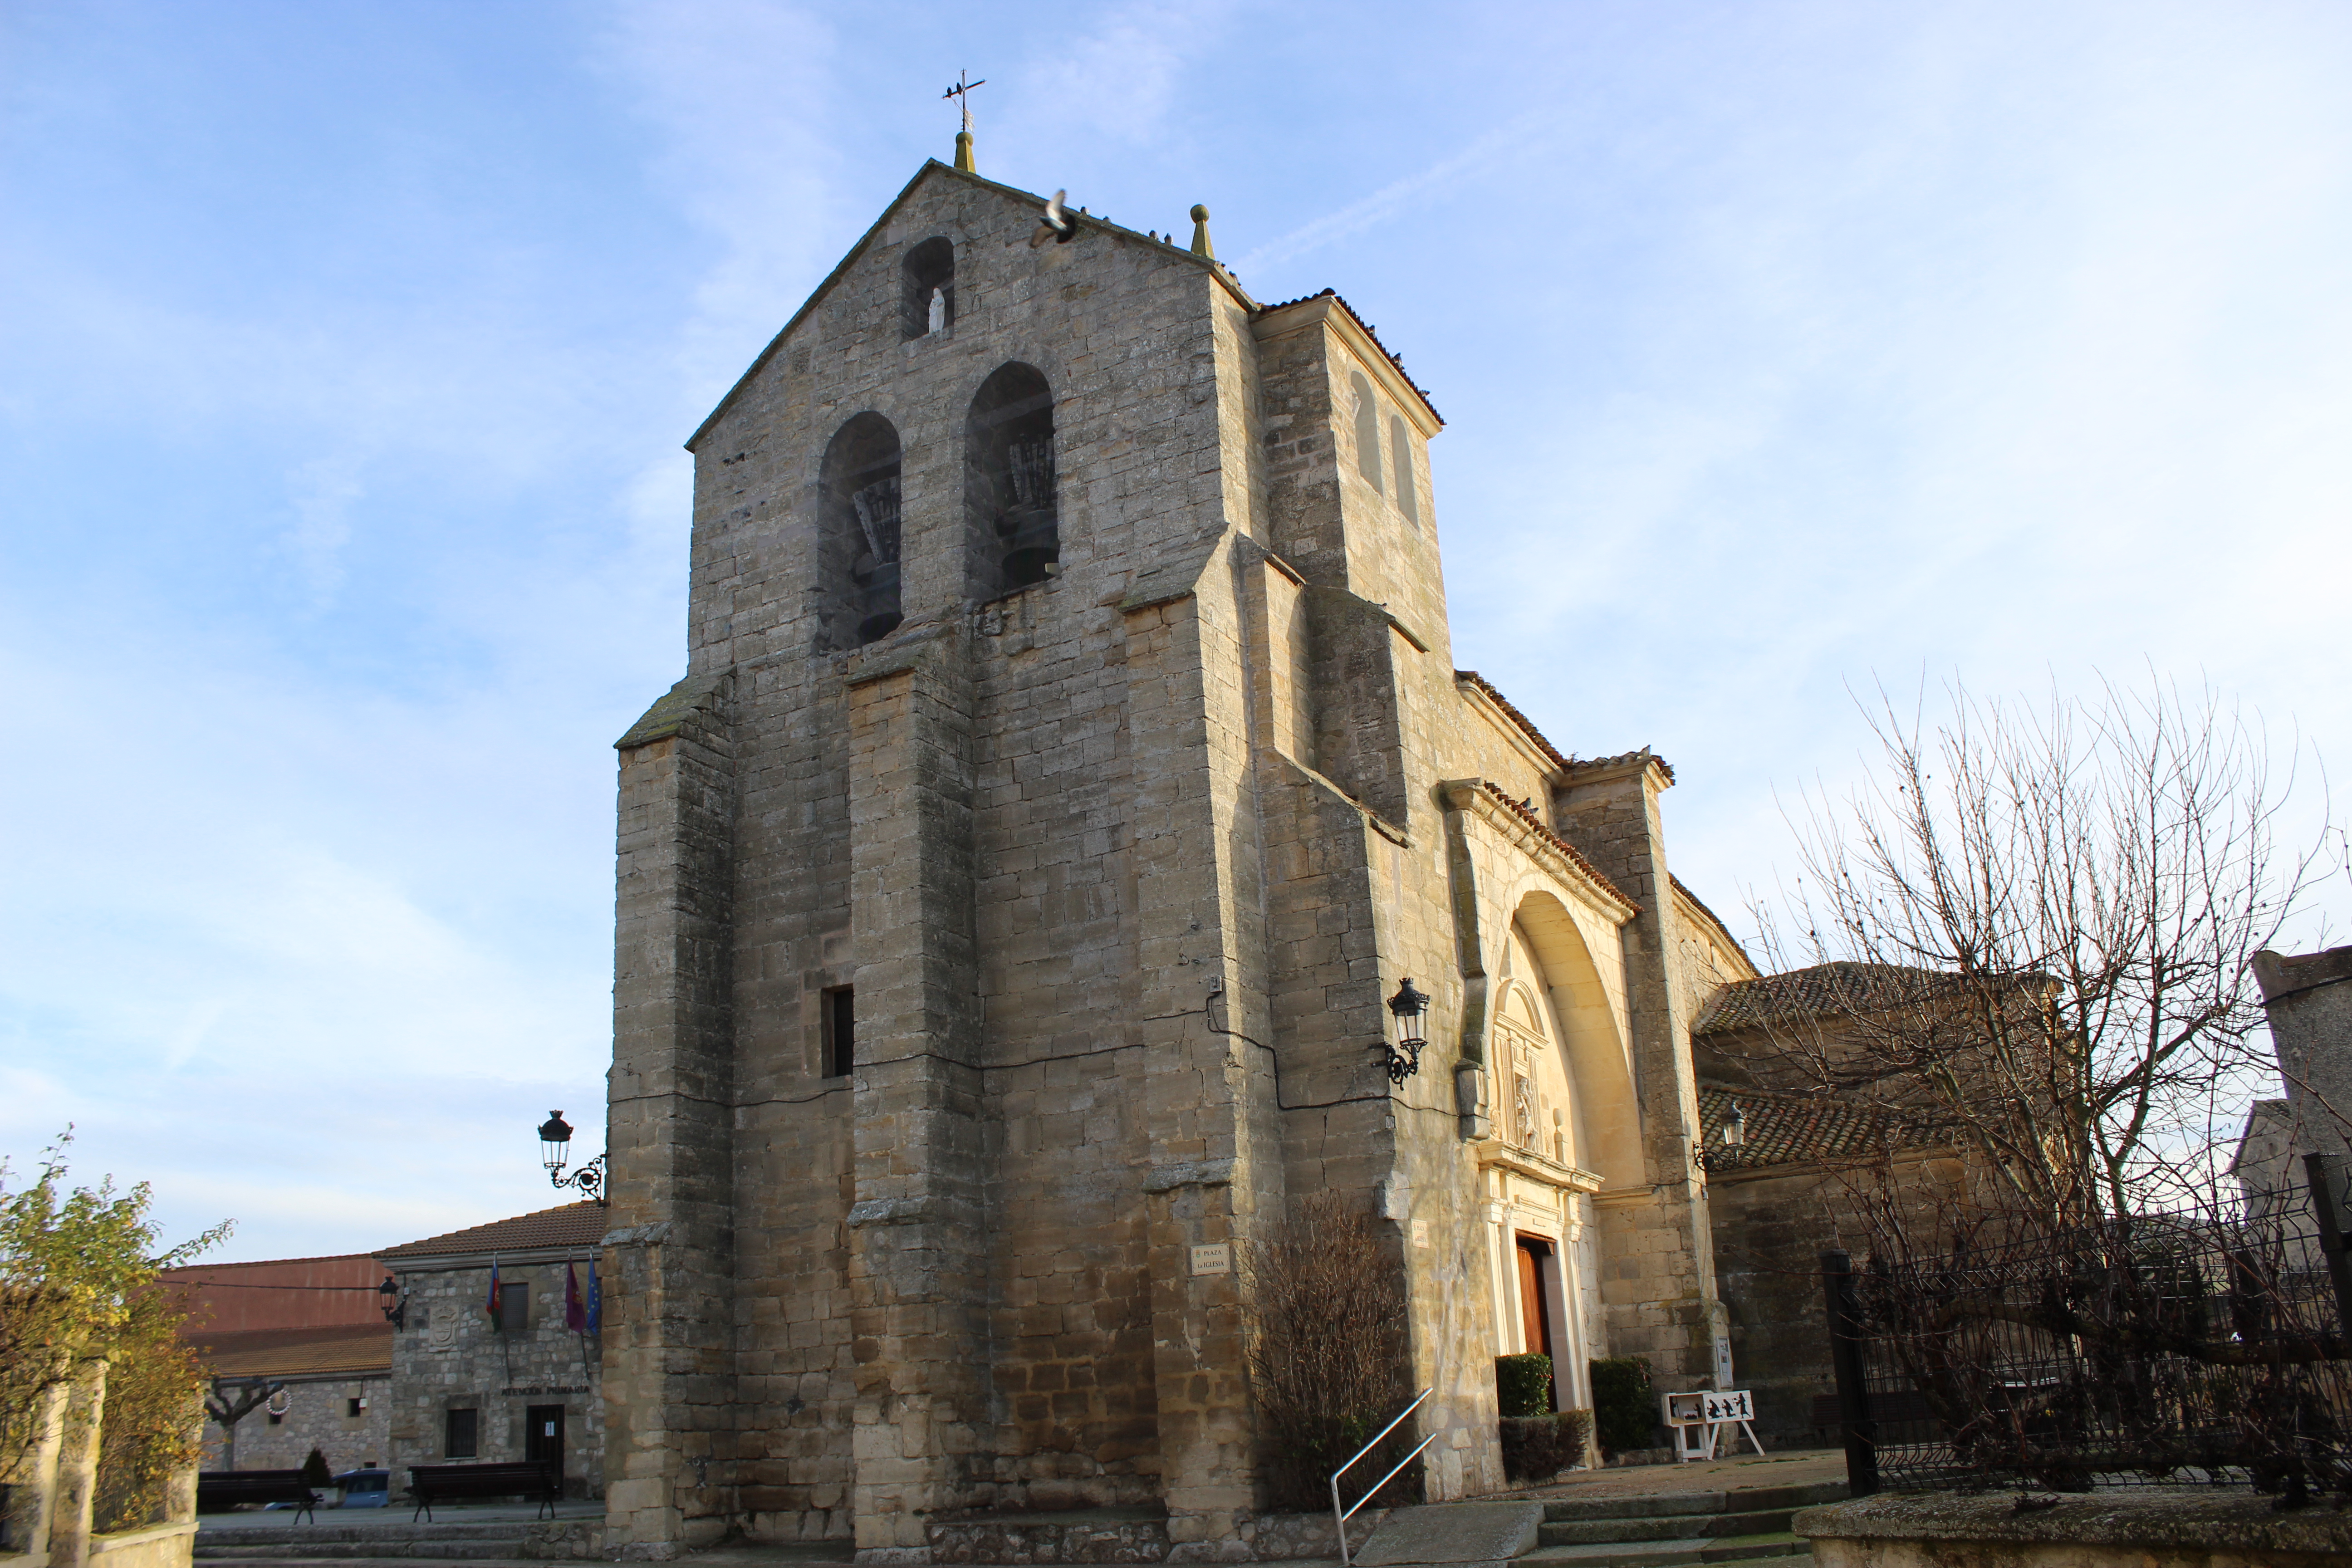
[192,1515,603,1563]
[1514,1481,1847,1568]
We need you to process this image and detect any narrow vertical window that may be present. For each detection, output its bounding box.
[1391,416,1420,524]
[825,986,855,1077]
[445,1408,479,1459]
[1350,371,1383,493]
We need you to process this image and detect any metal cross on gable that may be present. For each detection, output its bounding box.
[943,69,987,133]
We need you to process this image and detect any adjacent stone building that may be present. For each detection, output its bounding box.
[596,149,1793,1560]
[381,1203,608,1499]
[164,1253,393,1475]
[2232,944,2352,1226]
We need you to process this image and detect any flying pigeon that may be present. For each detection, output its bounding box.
[1029,189,1077,247]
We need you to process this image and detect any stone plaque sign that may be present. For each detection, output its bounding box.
[1189,1243,1231,1276]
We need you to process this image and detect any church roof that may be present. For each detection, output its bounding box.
[1455,670,1570,771]
[1696,1082,1945,1174]
[688,160,1256,452]
[379,1201,608,1262]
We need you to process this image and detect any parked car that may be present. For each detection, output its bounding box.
[335,1469,391,1508]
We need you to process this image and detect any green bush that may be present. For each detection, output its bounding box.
[302,1447,333,1487]
[1556,1406,1595,1465]
[1494,1353,1553,1418]
[1499,1407,1596,1482]
[1589,1357,1655,1455]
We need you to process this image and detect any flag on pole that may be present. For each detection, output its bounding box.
[565,1263,586,1333]
[486,1259,503,1330]
[585,1262,601,1335]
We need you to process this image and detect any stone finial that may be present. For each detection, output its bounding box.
[955,130,976,172]
[1189,204,1214,260]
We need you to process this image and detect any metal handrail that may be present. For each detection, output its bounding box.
[1328,1387,1434,1568]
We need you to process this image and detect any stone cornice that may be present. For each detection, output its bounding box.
[1455,674,1567,783]
[1441,779,1638,923]
[1474,1140,1603,1192]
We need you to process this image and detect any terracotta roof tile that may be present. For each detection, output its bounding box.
[378,1201,607,1261]
[1697,1083,1941,1174]
[1693,960,2044,1036]
[182,1323,392,1379]
[1564,748,1676,786]
[1478,782,1638,914]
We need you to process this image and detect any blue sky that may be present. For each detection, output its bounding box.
[5,0,2348,1261]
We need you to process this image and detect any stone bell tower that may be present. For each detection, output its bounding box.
[600,147,1727,1563]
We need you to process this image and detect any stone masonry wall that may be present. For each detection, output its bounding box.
[386,1260,604,1498]
[204,1374,389,1477]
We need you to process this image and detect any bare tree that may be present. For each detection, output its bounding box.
[1751,675,2332,1224]
[1243,1191,1411,1511]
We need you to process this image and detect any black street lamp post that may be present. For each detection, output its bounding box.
[538,1110,609,1205]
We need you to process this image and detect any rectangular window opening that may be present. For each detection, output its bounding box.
[824,986,855,1078]
[444,1408,478,1459]
[499,1281,530,1334]
[347,1397,363,1418]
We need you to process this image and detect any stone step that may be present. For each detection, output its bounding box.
[1537,1509,1793,1547]
[1539,1482,1847,1524]
[1517,1530,1811,1568]
[193,1518,603,1563]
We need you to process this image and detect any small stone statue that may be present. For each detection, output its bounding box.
[928,286,946,335]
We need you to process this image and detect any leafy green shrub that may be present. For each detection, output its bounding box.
[1494,1353,1553,1417]
[1556,1406,1595,1465]
[1589,1357,1655,1455]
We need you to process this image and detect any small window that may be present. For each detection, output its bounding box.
[500,1281,530,1333]
[445,1408,479,1460]
[902,237,956,340]
[1350,372,1383,493]
[347,1397,363,1418]
[267,1411,284,1426]
[1391,416,1419,524]
[825,986,855,1077]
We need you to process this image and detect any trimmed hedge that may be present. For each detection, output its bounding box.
[1494,1352,1553,1418]
[1499,1408,1595,1481]
[1589,1356,1655,1455]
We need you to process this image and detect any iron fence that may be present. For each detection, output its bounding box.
[1822,1153,2352,1500]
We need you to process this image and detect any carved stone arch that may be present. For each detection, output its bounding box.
[1510,890,1641,1189]
[964,362,1058,600]
[819,412,903,647]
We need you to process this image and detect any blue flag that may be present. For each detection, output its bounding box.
[584,1263,601,1334]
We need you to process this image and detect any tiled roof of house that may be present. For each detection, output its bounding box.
[183,1323,392,1379]
[1697,1083,1944,1175]
[1691,960,2048,1036]
[379,1202,608,1261]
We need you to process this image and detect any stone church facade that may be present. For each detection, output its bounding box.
[600,157,1760,1561]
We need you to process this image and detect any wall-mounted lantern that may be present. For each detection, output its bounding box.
[1721,1100,1747,1150]
[537,1110,609,1205]
[377,1274,407,1328]
[1382,978,1431,1086]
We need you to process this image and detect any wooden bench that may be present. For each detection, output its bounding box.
[405,1460,562,1521]
[196,1470,318,1522]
